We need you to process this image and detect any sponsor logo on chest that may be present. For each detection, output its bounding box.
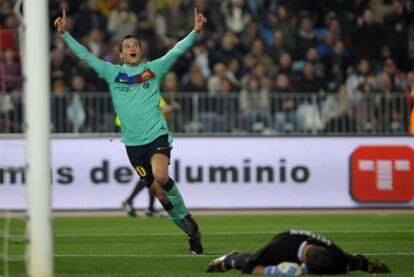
[114,69,156,92]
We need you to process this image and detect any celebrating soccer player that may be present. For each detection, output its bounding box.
[54,8,207,254]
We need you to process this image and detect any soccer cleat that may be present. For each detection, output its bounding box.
[122,201,137,217]
[366,256,391,273]
[189,232,203,254]
[206,251,239,272]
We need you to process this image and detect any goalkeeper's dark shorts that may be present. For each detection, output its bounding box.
[125,134,171,187]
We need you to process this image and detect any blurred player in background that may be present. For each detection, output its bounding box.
[54,8,206,254]
[207,229,390,275]
[119,96,172,217]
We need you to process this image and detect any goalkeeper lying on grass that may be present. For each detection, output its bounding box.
[207,229,390,275]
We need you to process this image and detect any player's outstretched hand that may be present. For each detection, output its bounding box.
[193,8,207,33]
[54,9,67,35]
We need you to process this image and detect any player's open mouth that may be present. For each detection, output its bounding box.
[130,53,137,58]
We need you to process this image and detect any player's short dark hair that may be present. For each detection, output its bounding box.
[119,35,141,52]
[305,245,337,274]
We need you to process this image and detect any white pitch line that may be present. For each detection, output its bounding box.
[4,253,414,260]
[50,230,414,237]
[54,254,216,258]
[30,252,414,258]
[364,253,414,256]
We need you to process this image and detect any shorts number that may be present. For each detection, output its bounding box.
[136,166,147,177]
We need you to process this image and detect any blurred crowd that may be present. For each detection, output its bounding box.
[0,0,414,134]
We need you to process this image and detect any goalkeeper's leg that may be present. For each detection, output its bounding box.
[207,251,255,273]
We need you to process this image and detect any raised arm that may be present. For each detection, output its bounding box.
[150,8,207,76]
[54,10,115,82]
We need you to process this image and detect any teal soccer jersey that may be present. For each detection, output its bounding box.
[63,31,199,146]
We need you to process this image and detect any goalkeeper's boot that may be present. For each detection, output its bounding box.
[355,254,391,273]
[206,251,239,272]
[122,201,136,217]
[366,257,391,273]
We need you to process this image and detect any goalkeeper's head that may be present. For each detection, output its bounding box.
[305,245,337,274]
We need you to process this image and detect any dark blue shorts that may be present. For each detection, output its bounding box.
[125,135,171,187]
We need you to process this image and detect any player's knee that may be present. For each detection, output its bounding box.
[153,170,169,186]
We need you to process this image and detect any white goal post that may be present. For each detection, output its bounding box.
[23,0,53,276]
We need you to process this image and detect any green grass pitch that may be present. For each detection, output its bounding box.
[1,213,413,276]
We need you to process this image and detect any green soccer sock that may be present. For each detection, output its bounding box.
[162,178,190,232]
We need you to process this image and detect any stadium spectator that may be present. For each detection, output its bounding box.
[295,16,317,60]
[345,58,375,106]
[0,0,14,26]
[383,0,412,71]
[274,52,294,78]
[354,80,376,132]
[200,77,234,133]
[303,47,326,80]
[294,62,325,93]
[271,73,299,133]
[86,28,104,57]
[316,30,335,63]
[0,14,19,51]
[209,31,243,67]
[107,0,137,42]
[141,0,167,43]
[220,0,251,35]
[225,58,242,89]
[326,17,343,42]
[326,40,351,86]
[243,38,273,72]
[241,62,271,93]
[180,62,207,93]
[208,62,227,94]
[379,58,405,91]
[267,31,291,65]
[0,48,21,92]
[193,40,211,79]
[375,72,405,133]
[72,0,107,39]
[67,75,87,132]
[322,84,355,133]
[206,229,390,275]
[351,8,384,63]
[51,78,69,133]
[240,76,270,133]
[294,63,325,132]
[164,0,191,39]
[51,48,69,81]
[239,20,262,52]
[267,4,297,55]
